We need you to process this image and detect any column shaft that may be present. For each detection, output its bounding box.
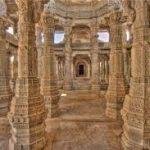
[41,12,60,118]
[105,59,109,84]
[122,1,150,149]
[122,24,130,93]
[0,17,11,150]
[36,24,43,79]
[91,23,100,90]
[8,0,46,149]
[106,11,126,120]
[64,24,72,90]
[10,51,18,95]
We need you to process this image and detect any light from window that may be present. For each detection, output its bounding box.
[41,33,44,43]
[126,30,130,41]
[61,93,67,97]
[6,27,14,35]
[54,31,65,44]
[10,56,14,63]
[97,31,109,43]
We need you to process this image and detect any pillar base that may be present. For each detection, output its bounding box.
[121,94,150,150]
[44,94,60,118]
[0,138,9,150]
[9,117,46,150]
[0,117,10,150]
[121,132,144,150]
[105,92,124,121]
[63,85,72,91]
[47,104,59,118]
[106,76,126,120]
[8,77,47,150]
[11,137,46,150]
[91,84,100,91]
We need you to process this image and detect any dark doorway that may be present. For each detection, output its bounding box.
[79,64,84,76]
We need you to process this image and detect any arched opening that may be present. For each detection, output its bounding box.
[54,25,65,44]
[126,30,130,41]
[97,30,110,43]
[54,31,65,44]
[6,26,14,35]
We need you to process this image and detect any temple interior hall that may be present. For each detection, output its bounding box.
[0,0,150,150]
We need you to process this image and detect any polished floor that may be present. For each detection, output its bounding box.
[46,91,122,150]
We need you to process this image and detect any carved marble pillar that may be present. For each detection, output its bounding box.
[101,58,105,83]
[105,58,109,84]
[8,0,46,149]
[62,58,65,86]
[55,56,59,86]
[12,52,18,82]
[122,1,150,149]
[0,17,11,150]
[10,51,18,95]
[7,47,11,81]
[91,22,100,90]
[41,12,60,118]
[57,56,63,89]
[122,24,130,93]
[64,23,72,90]
[106,11,126,120]
[13,21,18,38]
[36,24,43,79]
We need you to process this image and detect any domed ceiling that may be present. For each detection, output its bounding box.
[45,0,112,19]
[59,0,101,5]
[64,0,93,2]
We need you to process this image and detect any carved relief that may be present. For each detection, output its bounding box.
[8,0,46,149]
[0,17,12,150]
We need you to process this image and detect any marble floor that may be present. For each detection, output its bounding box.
[46,90,122,150]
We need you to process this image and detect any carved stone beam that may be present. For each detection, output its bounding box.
[34,0,49,23]
[122,0,136,25]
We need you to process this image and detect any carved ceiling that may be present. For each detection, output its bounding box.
[4,0,49,23]
[2,0,123,25]
[58,0,102,5]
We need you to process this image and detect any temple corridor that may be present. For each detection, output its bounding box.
[0,0,149,149]
[45,91,122,150]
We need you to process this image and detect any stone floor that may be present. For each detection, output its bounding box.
[46,90,122,150]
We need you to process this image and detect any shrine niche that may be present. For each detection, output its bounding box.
[76,62,86,77]
[71,25,90,43]
[73,54,91,79]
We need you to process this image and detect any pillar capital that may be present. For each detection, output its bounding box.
[109,11,123,24]
[0,17,7,28]
[42,12,55,29]
[64,18,73,28]
[0,17,9,39]
[64,21,72,44]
